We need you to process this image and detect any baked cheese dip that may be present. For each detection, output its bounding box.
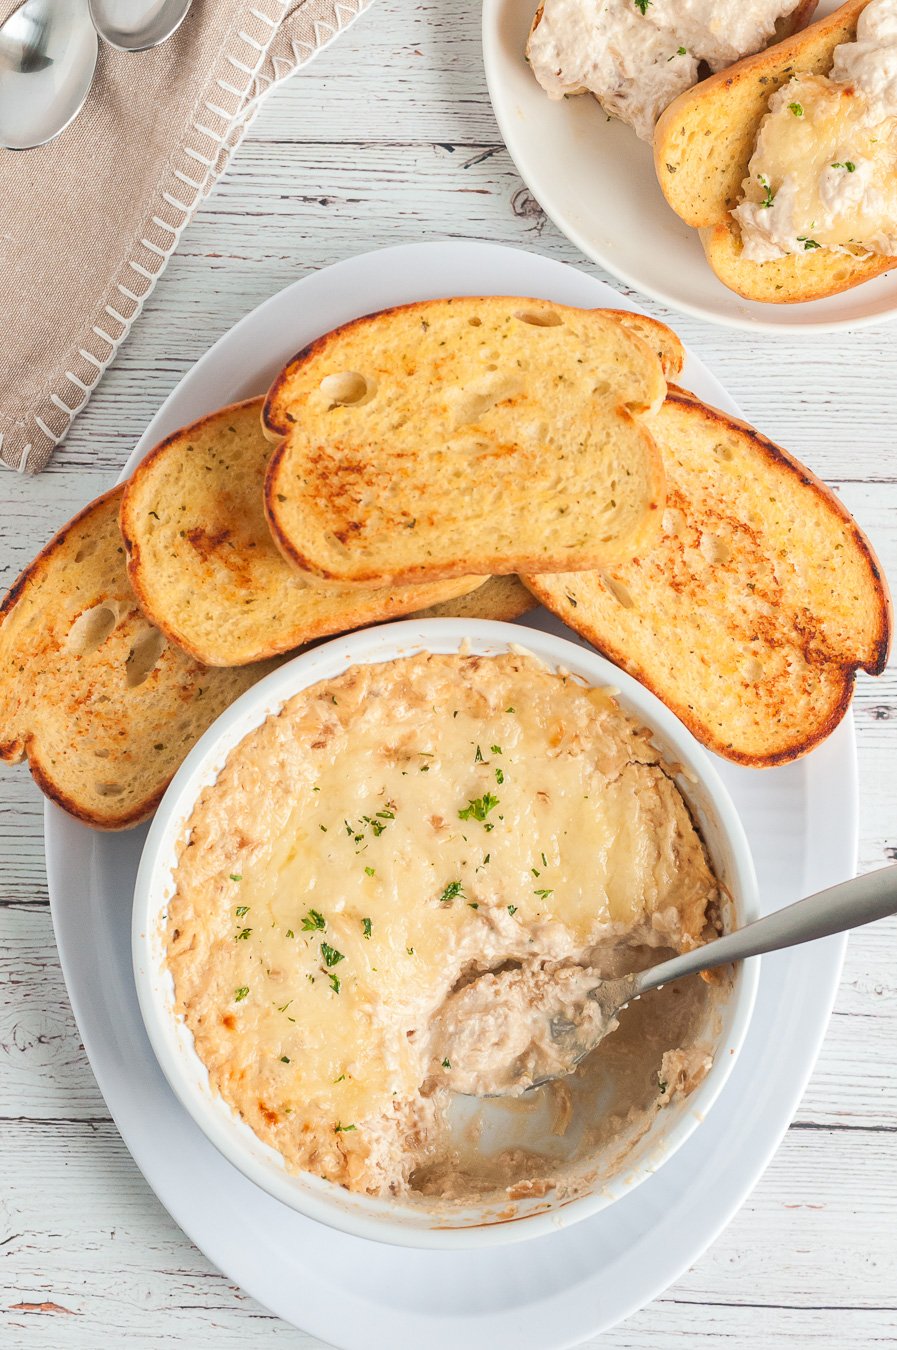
[165,651,720,1199]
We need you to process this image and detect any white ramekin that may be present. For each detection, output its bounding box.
[133,618,759,1249]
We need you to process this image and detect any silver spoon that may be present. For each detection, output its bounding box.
[445,865,897,1098]
[88,0,193,52]
[0,0,98,150]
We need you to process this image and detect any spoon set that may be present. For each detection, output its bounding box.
[0,0,192,150]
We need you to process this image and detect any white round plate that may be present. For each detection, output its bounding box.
[482,0,897,332]
[46,242,855,1348]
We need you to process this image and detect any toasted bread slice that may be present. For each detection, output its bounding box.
[654,0,896,302]
[525,392,890,766]
[120,399,484,667]
[263,297,666,587]
[605,311,685,380]
[413,575,537,622]
[0,489,279,829]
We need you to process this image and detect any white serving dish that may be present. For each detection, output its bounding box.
[482,0,897,331]
[133,618,759,1249]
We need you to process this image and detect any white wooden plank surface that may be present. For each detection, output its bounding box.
[2,0,896,1344]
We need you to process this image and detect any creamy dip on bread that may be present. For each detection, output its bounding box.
[526,0,809,141]
[165,651,719,1199]
[735,0,897,261]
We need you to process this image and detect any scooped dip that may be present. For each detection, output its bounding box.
[164,650,721,1201]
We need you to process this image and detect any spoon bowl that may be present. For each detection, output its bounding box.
[88,0,192,52]
[0,0,97,150]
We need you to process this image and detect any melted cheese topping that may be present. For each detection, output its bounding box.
[735,0,897,261]
[166,652,717,1195]
[526,0,805,142]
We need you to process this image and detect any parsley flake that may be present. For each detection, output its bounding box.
[832,160,856,172]
[302,909,326,931]
[235,927,252,941]
[490,745,502,755]
[534,888,553,899]
[327,972,341,994]
[235,905,249,917]
[633,0,651,12]
[758,174,775,209]
[458,792,499,823]
[321,942,345,968]
[334,1122,356,1132]
[364,866,375,877]
[507,904,518,916]
[495,767,504,784]
[474,745,484,763]
[439,880,464,905]
[229,873,242,882]
[362,917,372,939]
[797,236,820,249]
[280,1055,291,1064]
[234,986,249,1002]
[442,1058,451,1069]
[788,101,803,116]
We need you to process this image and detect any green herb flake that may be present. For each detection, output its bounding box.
[483,853,490,865]
[334,1073,346,1083]
[234,986,249,1002]
[406,946,415,956]
[490,745,502,755]
[541,852,548,867]
[302,909,326,931]
[468,901,479,910]
[832,160,856,172]
[633,0,651,12]
[235,905,250,917]
[439,880,464,905]
[797,236,821,249]
[235,927,252,941]
[286,928,295,939]
[334,1122,356,1132]
[229,873,242,882]
[280,1055,291,1064]
[474,745,484,763]
[362,917,372,939]
[495,767,504,784]
[758,174,775,209]
[327,972,341,994]
[458,792,500,823]
[507,904,518,916]
[321,942,345,968]
[442,1058,451,1069]
[364,866,375,877]
[505,706,516,714]
[788,101,803,116]
[277,1000,292,1013]
[534,888,553,899]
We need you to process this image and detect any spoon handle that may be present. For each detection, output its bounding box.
[630,865,897,1000]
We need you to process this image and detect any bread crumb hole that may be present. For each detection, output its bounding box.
[699,533,730,565]
[66,602,121,656]
[468,317,482,327]
[125,628,167,687]
[96,782,125,797]
[715,442,734,461]
[514,309,563,327]
[320,372,374,407]
[742,657,763,682]
[592,381,610,395]
[74,538,98,563]
[599,574,634,608]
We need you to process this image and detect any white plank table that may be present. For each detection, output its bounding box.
[2,0,896,1344]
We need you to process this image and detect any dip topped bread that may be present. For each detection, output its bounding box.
[165,650,720,1199]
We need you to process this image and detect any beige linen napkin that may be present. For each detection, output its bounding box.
[0,0,370,474]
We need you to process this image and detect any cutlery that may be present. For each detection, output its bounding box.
[0,0,97,150]
[88,0,193,52]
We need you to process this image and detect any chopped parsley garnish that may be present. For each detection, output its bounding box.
[507,904,518,916]
[420,764,430,772]
[235,905,249,917]
[234,986,249,1002]
[458,792,499,823]
[797,236,820,249]
[531,867,540,878]
[277,1001,292,1013]
[376,807,395,820]
[302,909,326,931]
[327,972,341,994]
[541,852,548,867]
[533,888,553,899]
[758,175,775,209]
[234,927,252,941]
[286,928,295,939]
[495,767,504,784]
[483,853,490,864]
[362,917,372,939]
[490,745,502,755]
[319,824,328,832]
[321,942,345,967]
[334,1122,356,1132]
[832,161,856,172]
[505,706,516,714]
[474,744,484,763]
[633,0,651,12]
[468,901,479,910]
[364,865,375,876]
[788,101,803,116]
[407,946,415,956]
[280,1055,291,1064]
[229,873,242,882]
[442,1058,451,1069]
[334,1073,346,1083]
[439,880,464,905]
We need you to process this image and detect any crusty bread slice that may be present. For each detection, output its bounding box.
[413,574,537,622]
[0,489,279,829]
[120,398,483,666]
[263,296,666,586]
[525,392,890,766]
[654,0,896,302]
[605,311,684,380]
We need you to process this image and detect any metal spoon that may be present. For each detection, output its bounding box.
[0,0,98,150]
[88,0,193,52]
[448,865,897,1098]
